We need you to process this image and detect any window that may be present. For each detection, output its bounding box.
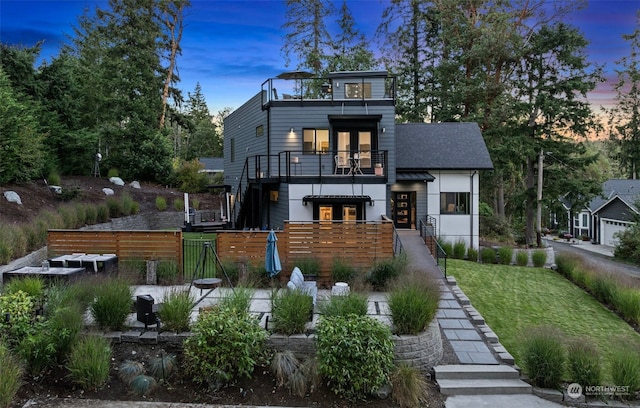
[303,129,329,154]
[440,192,470,215]
[582,214,588,227]
[230,138,235,162]
[256,124,264,137]
[345,82,371,99]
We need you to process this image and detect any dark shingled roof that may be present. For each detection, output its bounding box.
[591,179,640,213]
[395,123,493,170]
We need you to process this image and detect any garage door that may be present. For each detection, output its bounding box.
[600,219,628,246]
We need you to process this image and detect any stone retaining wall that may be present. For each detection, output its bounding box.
[81,211,183,231]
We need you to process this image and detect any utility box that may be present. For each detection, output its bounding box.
[136,294,156,325]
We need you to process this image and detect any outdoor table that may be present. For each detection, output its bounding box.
[3,266,86,283]
[53,254,118,273]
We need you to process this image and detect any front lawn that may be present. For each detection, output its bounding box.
[448,259,640,382]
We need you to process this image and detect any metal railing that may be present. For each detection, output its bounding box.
[420,217,447,278]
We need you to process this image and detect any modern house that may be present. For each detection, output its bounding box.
[569,179,640,246]
[223,70,493,249]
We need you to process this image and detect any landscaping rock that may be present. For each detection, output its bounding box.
[3,191,21,205]
[109,176,125,186]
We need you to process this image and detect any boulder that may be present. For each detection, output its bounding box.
[109,177,125,186]
[130,180,141,189]
[102,188,115,196]
[3,191,22,205]
[49,185,63,194]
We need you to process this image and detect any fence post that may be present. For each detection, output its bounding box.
[146,260,157,285]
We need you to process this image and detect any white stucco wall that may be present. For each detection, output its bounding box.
[287,184,387,221]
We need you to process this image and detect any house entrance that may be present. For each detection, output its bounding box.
[393,192,415,229]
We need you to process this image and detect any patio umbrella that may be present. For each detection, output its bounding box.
[265,229,282,278]
[276,70,314,80]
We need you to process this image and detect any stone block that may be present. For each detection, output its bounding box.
[139,331,158,344]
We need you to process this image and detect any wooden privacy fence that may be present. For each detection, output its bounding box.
[47,230,183,274]
[216,221,395,286]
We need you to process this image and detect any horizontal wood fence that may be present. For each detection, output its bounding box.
[216,221,394,287]
[47,230,183,274]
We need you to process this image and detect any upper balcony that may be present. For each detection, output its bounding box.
[243,150,389,184]
[261,71,396,109]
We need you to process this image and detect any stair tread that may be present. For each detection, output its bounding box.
[434,365,520,380]
[437,379,530,387]
[437,378,532,395]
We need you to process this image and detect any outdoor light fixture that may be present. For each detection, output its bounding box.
[289,127,294,133]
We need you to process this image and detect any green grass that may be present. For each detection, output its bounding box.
[448,259,640,383]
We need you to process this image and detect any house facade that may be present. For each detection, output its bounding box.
[570,179,640,246]
[223,71,493,249]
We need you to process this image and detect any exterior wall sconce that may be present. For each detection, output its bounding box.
[292,156,299,164]
[289,127,294,133]
[370,200,375,207]
[380,127,386,133]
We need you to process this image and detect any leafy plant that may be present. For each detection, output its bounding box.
[567,339,602,389]
[158,288,194,332]
[183,306,268,387]
[292,257,320,278]
[318,292,368,318]
[270,350,300,387]
[531,249,547,267]
[515,250,528,266]
[521,326,565,389]
[0,290,37,344]
[67,335,112,391]
[90,277,133,330]
[107,168,119,178]
[0,344,23,408]
[173,197,184,212]
[497,246,513,265]
[390,363,428,408]
[387,275,439,335]
[217,286,254,313]
[331,257,357,283]
[270,289,313,335]
[367,254,407,290]
[4,276,45,301]
[316,315,394,399]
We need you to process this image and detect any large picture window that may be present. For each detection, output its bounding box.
[303,129,329,154]
[440,192,470,215]
[345,83,371,99]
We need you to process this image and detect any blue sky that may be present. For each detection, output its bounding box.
[0,0,638,114]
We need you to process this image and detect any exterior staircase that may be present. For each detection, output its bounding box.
[434,364,532,395]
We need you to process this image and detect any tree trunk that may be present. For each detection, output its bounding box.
[525,157,536,247]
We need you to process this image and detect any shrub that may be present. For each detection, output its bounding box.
[148,351,177,382]
[614,288,640,325]
[610,346,640,396]
[57,205,78,229]
[67,335,112,391]
[90,278,133,330]
[73,203,86,226]
[192,198,200,210]
[466,247,478,262]
[96,203,110,222]
[118,259,146,284]
[270,289,313,335]
[591,275,618,305]
[155,196,167,211]
[521,326,565,389]
[387,275,439,335]
[480,247,496,264]
[566,339,602,388]
[174,159,209,193]
[452,240,467,259]
[107,168,119,178]
[130,375,157,395]
[390,363,428,408]
[497,246,513,265]
[292,257,320,277]
[515,251,529,266]
[531,250,547,267]
[106,197,123,218]
[367,254,407,291]
[158,288,194,332]
[0,291,37,344]
[217,286,254,313]
[84,205,98,225]
[119,360,145,384]
[439,240,453,257]
[318,292,368,318]
[614,223,640,264]
[316,315,394,399]
[555,253,579,278]
[183,306,268,386]
[120,193,135,215]
[173,197,184,212]
[157,260,179,285]
[270,350,300,388]
[0,345,23,408]
[332,257,357,283]
[47,171,61,185]
[18,329,57,375]
[4,276,45,300]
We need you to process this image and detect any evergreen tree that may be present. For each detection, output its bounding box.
[326,1,377,73]
[606,11,640,180]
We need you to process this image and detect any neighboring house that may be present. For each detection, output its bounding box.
[570,179,640,246]
[198,157,224,181]
[223,70,493,249]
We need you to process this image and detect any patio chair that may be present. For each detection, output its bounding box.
[287,267,317,305]
[334,154,349,174]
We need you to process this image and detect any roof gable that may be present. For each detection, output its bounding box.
[395,123,493,170]
[590,179,640,213]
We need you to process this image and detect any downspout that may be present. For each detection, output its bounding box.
[470,170,477,248]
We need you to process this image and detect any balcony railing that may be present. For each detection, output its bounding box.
[245,150,388,182]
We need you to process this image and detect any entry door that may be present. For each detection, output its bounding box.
[335,128,375,170]
[393,192,412,229]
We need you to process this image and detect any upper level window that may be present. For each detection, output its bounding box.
[230,138,235,162]
[345,83,371,99]
[256,124,264,137]
[303,129,329,154]
[440,192,470,215]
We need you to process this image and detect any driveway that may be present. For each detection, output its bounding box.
[546,239,640,281]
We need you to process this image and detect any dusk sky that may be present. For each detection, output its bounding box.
[0,0,638,115]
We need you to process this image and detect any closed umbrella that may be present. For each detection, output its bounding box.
[265,229,282,278]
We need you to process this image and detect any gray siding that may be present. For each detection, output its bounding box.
[598,198,638,222]
[268,186,289,230]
